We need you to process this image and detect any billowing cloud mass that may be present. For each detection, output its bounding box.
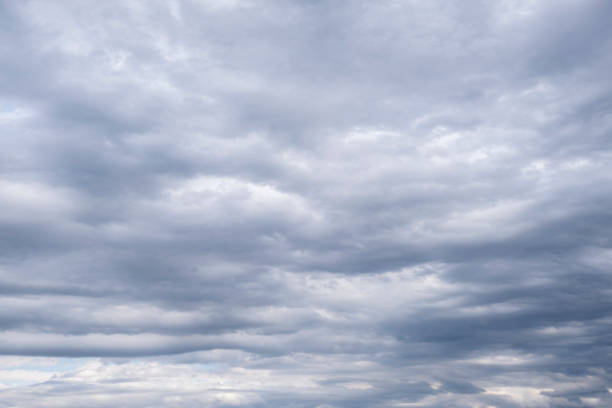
[1,0,612,406]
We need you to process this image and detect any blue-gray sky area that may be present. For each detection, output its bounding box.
[1,0,612,407]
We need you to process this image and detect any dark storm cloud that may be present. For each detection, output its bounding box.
[1,0,612,406]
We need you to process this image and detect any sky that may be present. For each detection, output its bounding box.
[1,0,612,407]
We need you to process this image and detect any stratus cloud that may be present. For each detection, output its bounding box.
[1,0,612,407]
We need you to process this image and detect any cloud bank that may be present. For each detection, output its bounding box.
[1,0,612,406]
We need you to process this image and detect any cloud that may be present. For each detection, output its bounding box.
[1,0,611,406]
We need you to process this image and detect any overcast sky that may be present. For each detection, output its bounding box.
[1,0,612,407]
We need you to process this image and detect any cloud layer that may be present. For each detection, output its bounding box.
[1,0,612,406]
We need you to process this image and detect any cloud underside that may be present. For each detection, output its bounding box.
[1,0,612,406]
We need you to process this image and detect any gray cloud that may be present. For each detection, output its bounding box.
[1,0,611,406]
